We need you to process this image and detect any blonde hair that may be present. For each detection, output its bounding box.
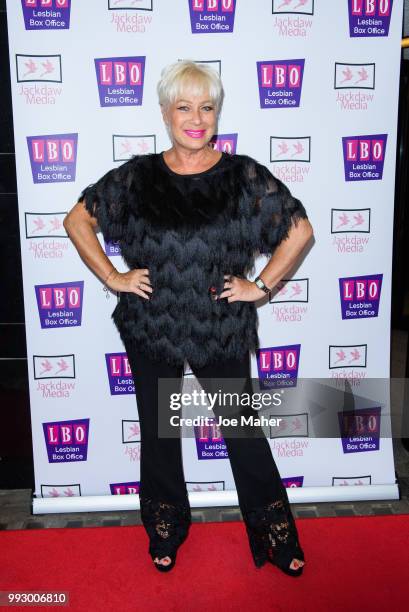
[157,60,224,115]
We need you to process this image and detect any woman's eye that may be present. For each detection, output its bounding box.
[202,106,214,111]
[177,106,189,111]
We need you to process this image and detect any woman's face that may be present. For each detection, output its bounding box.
[162,91,218,151]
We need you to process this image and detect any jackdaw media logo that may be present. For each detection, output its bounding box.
[112,134,156,161]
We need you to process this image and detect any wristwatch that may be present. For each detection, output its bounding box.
[254,275,272,294]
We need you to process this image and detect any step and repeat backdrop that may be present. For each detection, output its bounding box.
[7,0,403,510]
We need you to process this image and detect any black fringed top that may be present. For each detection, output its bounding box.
[78,152,308,369]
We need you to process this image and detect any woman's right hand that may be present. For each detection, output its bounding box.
[106,268,152,300]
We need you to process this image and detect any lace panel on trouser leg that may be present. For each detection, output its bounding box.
[242,498,305,569]
[139,495,192,559]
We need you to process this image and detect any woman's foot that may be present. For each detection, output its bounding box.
[152,554,176,572]
[154,555,172,568]
[243,499,306,576]
[290,558,305,571]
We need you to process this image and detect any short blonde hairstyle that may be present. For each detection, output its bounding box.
[157,60,224,115]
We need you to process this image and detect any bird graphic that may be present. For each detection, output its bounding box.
[336,213,349,229]
[340,67,353,84]
[290,417,303,433]
[278,0,293,8]
[352,213,365,228]
[121,139,133,155]
[49,217,63,232]
[40,359,53,375]
[355,67,368,85]
[32,217,46,233]
[23,59,37,77]
[289,282,302,298]
[40,59,55,78]
[334,349,346,364]
[137,139,150,153]
[55,358,70,375]
[276,141,290,157]
[127,423,141,439]
[348,348,361,364]
[292,141,304,157]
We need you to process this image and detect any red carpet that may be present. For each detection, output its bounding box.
[1,514,408,611]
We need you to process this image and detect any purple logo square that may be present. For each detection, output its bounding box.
[342,134,387,181]
[43,418,89,463]
[95,56,146,107]
[110,481,140,495]
[256,344,301,389]
[188,0,236,34]
[104,240,122,256]
[21,0,71,30]
[282,476,304,488]
[194,418,228,460]
[105,352,135,395]
[35,281,84,328]
[348,0,393,37]
[257,59,305,108]
[210,133,238,154]
[338,407,381,453]
[27,133,78,184]
[339,274,383,319]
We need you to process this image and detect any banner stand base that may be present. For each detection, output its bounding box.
[32,484,400,515]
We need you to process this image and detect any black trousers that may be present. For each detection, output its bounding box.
[126,345,294,502]
[124,341,304,566]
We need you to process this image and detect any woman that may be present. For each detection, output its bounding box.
[64,60,313,576]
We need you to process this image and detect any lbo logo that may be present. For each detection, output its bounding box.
[188,0,236,34]
[257,344,301,389]
[23,0,69,5]
[342,134,387,181]
[348,0,393,37]
[105,353,135,395]
[339,274,383,319]
[35,281,84,328]
[21,0,71,31]
[95,56,146,107]
[27,133,78,184]
[43,418,89,463]
[257,60,304,108]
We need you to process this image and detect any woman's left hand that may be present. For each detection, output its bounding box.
[216,275,268,303]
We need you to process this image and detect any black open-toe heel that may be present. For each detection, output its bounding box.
[152,553,177,573]
[242,498,305,578]
[139,495,191,573]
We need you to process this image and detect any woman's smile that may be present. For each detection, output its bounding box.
[184,129,206,138]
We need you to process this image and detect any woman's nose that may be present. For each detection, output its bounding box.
[191,110,202,124]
